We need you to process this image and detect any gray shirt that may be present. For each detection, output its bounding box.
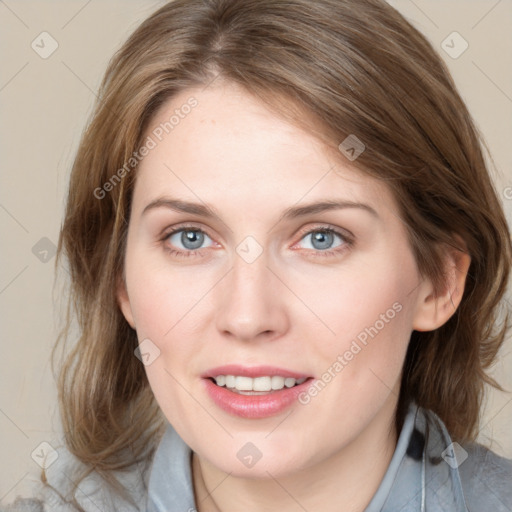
[3,402,512,511]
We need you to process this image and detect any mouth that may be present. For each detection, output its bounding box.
[202,365,314,418]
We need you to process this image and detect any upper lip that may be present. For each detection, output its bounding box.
[202,365,311,379]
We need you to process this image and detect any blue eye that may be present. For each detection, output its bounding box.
[299,229,346,251]
[166,228,214,251]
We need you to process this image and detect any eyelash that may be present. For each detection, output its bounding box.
[293,226,354,258]
[160,224,212,259]
[160,224,354,259]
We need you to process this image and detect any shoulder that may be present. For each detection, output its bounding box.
[0,443,152,512]
[458,441,512,511]
[411,404,512,510]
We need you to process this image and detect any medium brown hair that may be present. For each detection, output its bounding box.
[52,0,511,508]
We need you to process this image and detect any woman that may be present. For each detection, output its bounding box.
[3,0,511,510]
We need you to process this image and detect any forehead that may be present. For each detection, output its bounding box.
[132,82,395,218]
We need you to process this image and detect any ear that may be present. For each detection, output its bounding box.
[117,276,136,329]
[412,239,471,332]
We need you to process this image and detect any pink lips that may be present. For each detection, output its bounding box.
[202,365,313,419]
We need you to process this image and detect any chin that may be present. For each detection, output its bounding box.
[196,433,316,479]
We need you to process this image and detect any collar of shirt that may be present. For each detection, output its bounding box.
[145,402,475,512]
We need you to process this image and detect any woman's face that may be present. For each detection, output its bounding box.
[119,82,433,478]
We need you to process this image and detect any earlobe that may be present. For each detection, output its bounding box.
[412,242,471,332]
[117,276,136,329]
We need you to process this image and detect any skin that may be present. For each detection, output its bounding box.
[118,81,470,512]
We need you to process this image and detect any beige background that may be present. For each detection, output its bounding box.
[1,0,511,502]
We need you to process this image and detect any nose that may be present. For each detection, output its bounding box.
[214,252,290,343]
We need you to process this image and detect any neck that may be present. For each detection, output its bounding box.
[192,396,399,512]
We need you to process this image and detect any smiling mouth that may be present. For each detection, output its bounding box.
[203,370,314,418]
[210,375,308,395]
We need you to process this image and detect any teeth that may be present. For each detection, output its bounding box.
[254,376,272,392]
[235,376,253,391]
[271,376,285,390]
[284,377,296,388]
[213,375,307,392]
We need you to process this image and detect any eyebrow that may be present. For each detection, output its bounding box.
[142,197,378,221]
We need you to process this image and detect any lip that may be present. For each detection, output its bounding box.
[202,365,314,419]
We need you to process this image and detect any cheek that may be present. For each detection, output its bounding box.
[125,248,217,340]
[142,359,204,438]
[290,255,417,362]
[290,263,415,440]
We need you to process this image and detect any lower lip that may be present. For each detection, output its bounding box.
[203,378,313,419]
